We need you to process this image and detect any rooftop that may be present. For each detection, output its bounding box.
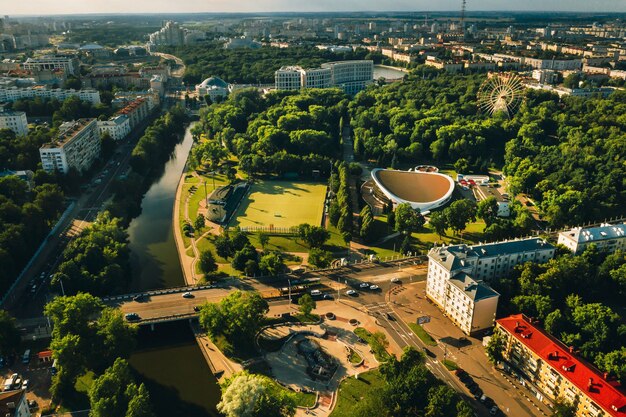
[429,238,554,271]
[449,272,499,302]
[41,118,95,148]
[560,223,626,244]
[0,389,26,415]
[498,314,626,417]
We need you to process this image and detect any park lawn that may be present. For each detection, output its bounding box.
[248,233,309,253]
[264,378,316,408]
[330,370,385,417]
[187,173,229,222]
[74,371,95,394]
[230,180,327,229]
[442,359,459,371]
[408,323,437,346]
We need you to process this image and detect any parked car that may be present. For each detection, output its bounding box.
[391,277,402,284]
[310,289,322,297]
[345,290,357,296]
[193,306,201,312]
[490,405,499,415]
[359,282,369,289]
[21,379,29,391]
[369,284,380,290]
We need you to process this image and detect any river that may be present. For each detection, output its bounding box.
[126,123,221,417]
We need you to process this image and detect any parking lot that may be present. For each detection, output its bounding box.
[2,346,54,413]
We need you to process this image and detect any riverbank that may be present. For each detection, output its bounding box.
[172,156,198,286]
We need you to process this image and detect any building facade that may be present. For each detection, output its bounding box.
[116,98,150,129]
[0,110,28,136]
[0,389,31,417]
[0,87,100,105]
[22,56,79,75]
[496,315,626,417]
[97,115,131,141]
[275,60,373,94]
[195,77,232,101]
[39,119,100,174]
[558,223,626,255]
[426,238,555,334]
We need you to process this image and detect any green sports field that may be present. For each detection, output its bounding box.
[230,181,327,229]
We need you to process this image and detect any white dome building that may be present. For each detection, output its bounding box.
[195,77,231,102]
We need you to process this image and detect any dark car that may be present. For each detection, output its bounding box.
[422,347,436,358]
[124,313,140,321]
[193,306,201,312]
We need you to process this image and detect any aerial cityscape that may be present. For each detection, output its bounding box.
[0,2,625,417]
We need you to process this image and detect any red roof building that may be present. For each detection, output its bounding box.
[496,314,626,417]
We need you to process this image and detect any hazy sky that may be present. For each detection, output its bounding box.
[4,0,626,15]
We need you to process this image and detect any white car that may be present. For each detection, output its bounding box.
[345,289,357,296]
[182,292,194,298]
[391,277,402,284]
[369,284,380,290]
[21,379,29,391]
[359,283,369,289]
[310,290,322,297]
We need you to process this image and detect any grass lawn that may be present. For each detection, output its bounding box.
[408,323,437,346]
[330,370,385,417]
[349,349,363,365]
[442,359,458,371]
[265,378,316,408]
[230,180,327,229]
[74,371,95,394]
[354,327,391,362]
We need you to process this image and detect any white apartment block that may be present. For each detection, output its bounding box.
[97,115,131,141]
[321,60,374,95]
[558,223,626,255]
[275,67,308,91]
[426,238,555,334]
[0,87,101,105]
[275,60,373,94]
[39,119,101,174]
[523,57,582,71]
[0,110,28,136]
[22,56,79,75]
[302,68,332,89]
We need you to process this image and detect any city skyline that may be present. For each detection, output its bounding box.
[4,0,626,15]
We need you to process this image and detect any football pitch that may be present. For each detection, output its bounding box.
[230,180,327,229]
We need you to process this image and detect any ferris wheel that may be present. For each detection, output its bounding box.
[477,73,525,118]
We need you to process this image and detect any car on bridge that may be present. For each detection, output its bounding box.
[125,313,140,321]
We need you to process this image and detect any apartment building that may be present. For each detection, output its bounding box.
[426,238,555,334]
[39,119,100,174]
[0,87,101,105]
[22,56,79,76]
[321,60,373,95]
[496,315,626,417]
[0,389,31,417]
[558,223,626,255]
[97,115,131,141]
[0,110,28,136]
[276,60,373,94]
[116,98,150,129]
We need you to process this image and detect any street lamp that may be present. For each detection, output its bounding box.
[287,279,292,306]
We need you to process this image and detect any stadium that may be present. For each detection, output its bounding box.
[370,168,455,213]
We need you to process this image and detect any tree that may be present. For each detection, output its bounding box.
[399,235,412,255]
[215,235,233,259]
[194,214,206,231]
[485,329,505,364]
[232,245,259,271]
[445,200,477,235]
[0,310,20,356]
[359,205,374,242]
[308,248,333,268]
[429,211,448,239]
[297,224,330,248]
[454,158,469,174]
[598,347,626,384]
[258,232,269,250]
[258,252,285,276]
[425,385,457,417]
[199,249,218,275]
[125,384,155,417]
[298,294,316,317]
[199,291,269,347]
[551,398,576,417]
[217,372,296,417]
[476,196,500,226]
[394,203,425,234]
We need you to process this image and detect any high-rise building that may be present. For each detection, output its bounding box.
[39,119,100,174]
[149,21,185,46]
[0,87,100,105]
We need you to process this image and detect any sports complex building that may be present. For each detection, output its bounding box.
[370,168,455,213]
